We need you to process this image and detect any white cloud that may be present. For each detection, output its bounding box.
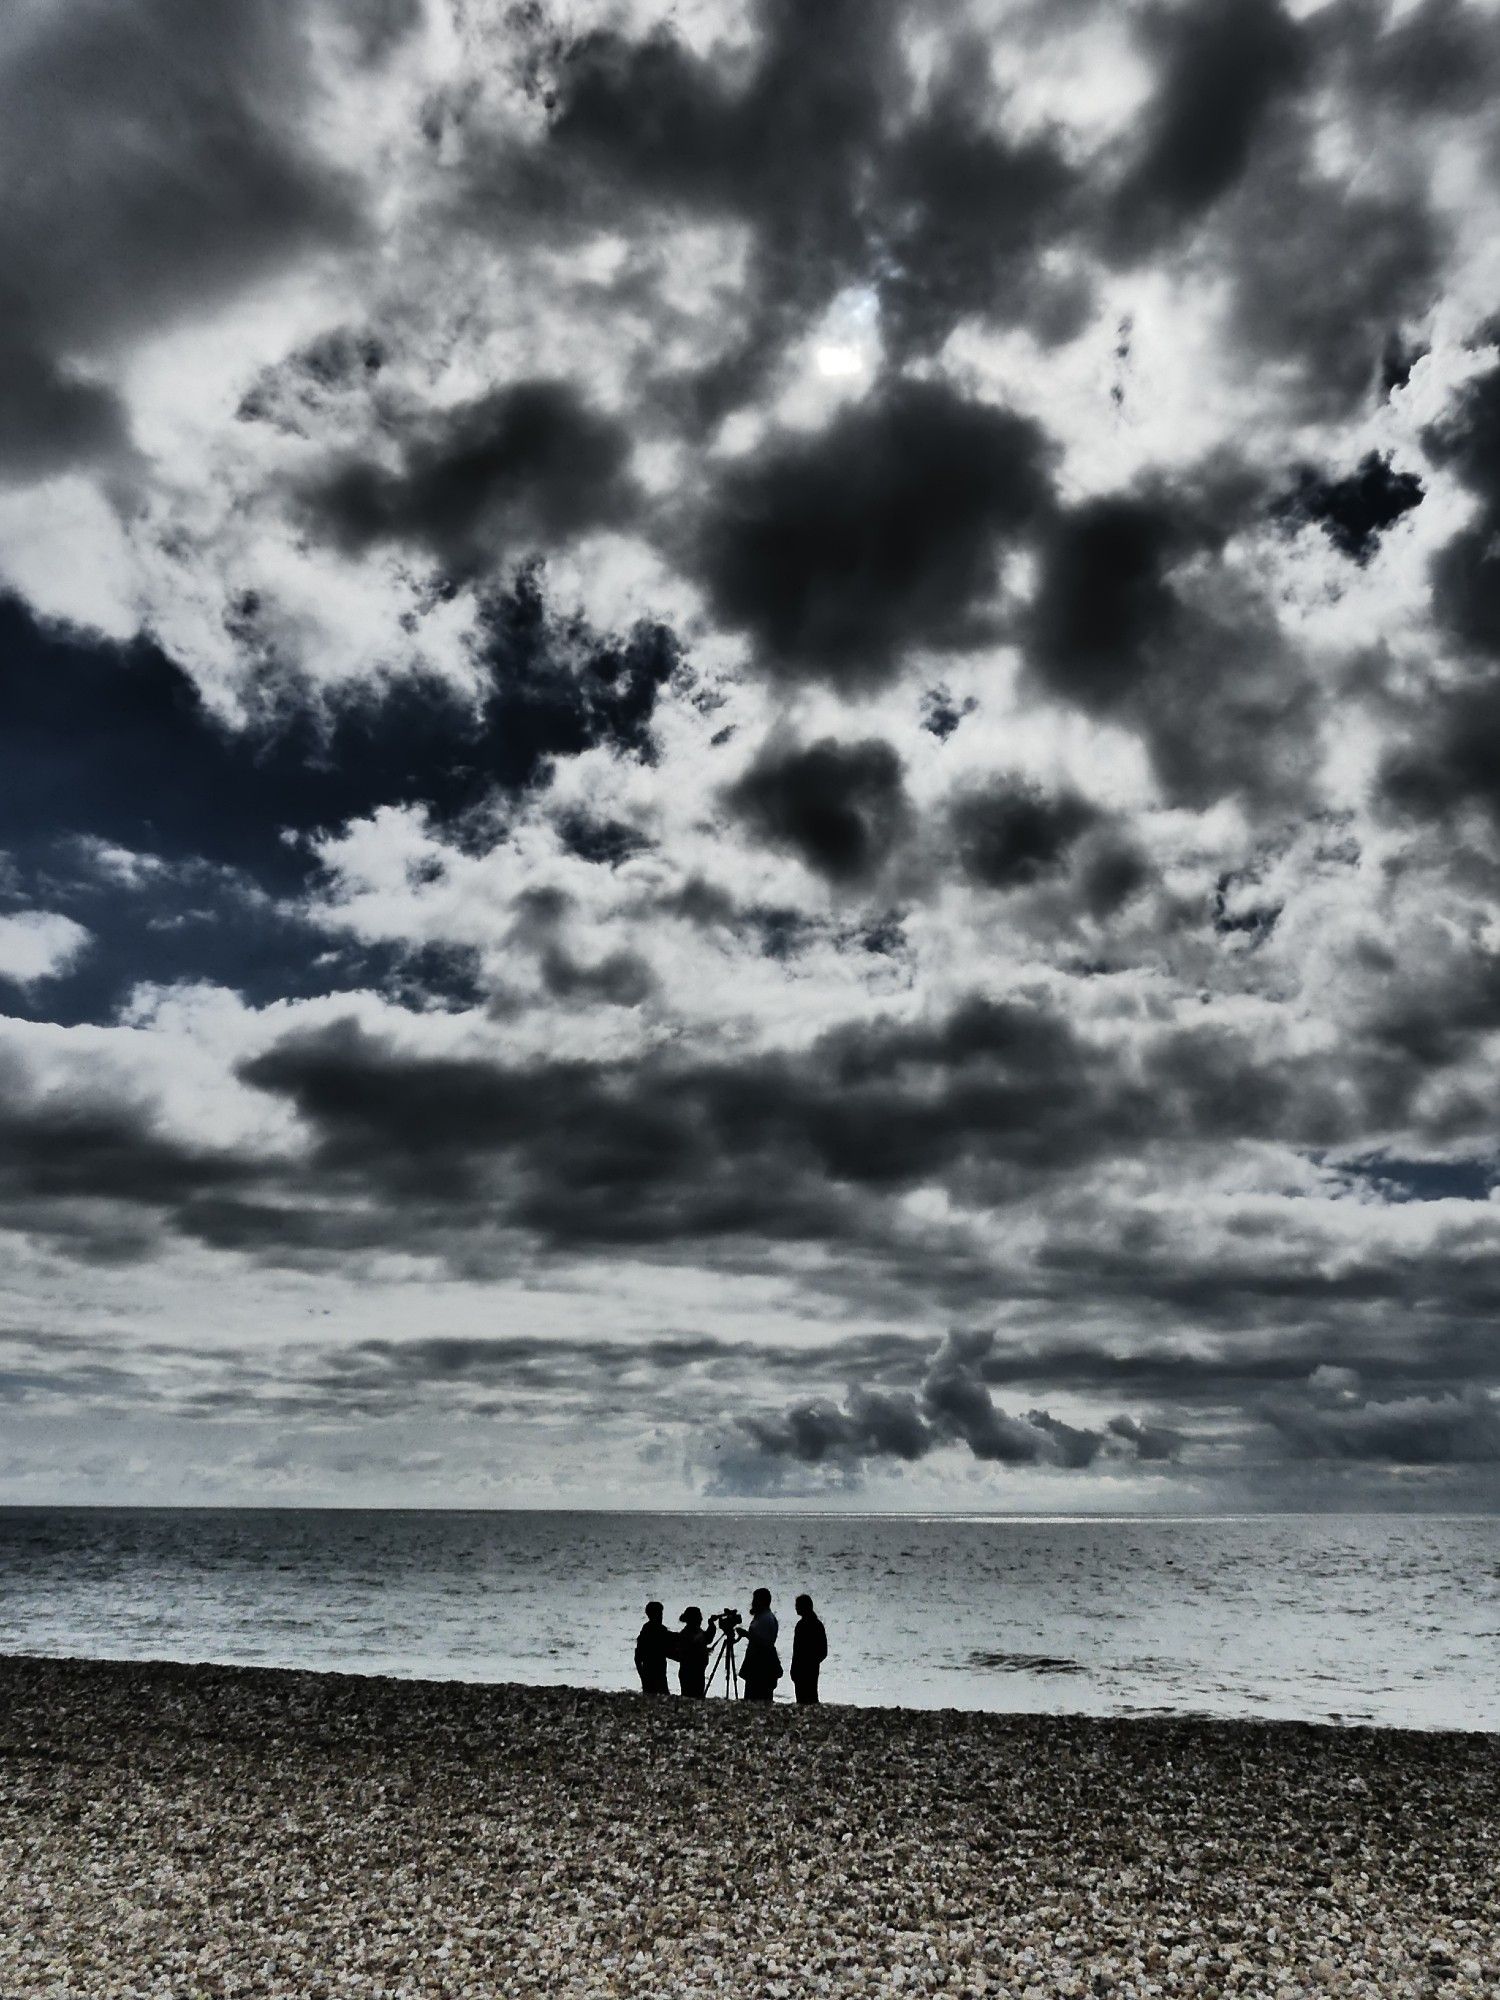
[0,911,91,987]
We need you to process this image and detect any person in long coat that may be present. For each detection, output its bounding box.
[791,1593,827,1704]
[739,1586,782,1702]
[634,1600,671,1694]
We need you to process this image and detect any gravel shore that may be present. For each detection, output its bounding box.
[1,1655,1496,1998]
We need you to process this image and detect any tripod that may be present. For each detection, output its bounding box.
[706,1623,741,1698]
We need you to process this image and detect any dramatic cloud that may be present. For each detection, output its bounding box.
[300,380,638,572]
[692,380,1053,687]
[1109,0,1308,249]
[726,736,909,885]
[737,1330,1179,1479]
[950,780,1099,891]
[1,0,1499,1505]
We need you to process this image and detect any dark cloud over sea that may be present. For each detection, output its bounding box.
[0,0,1498,1506]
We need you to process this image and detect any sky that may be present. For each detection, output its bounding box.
[3,0,1500,1510]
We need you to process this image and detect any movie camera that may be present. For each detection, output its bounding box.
[706,1608,744,1695]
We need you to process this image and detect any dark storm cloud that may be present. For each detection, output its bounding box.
[214,992,1400,1288]
[1223,163,1444,418]
[738,1330,1170,1474]
[0,580,678,1020]
[1110,0,1308,249]
[0,0,395,473]
[1106,1414,1184,1462]
[871,57,1087,357]
[215,989,1393,1274]
[740,1389,934,1467]
[924,1331,1052,1463]
[0,1049,261,1264]
[219,994,1140,1265]
[1275,453,1424,564]
[1023,474,1315,809]
[1381,681,1500,831]
[725,736,910,885]
[1026,493,1202,712]
[0,345,129,485]
[9,960,1484,1282]
[731,1315,1500,1486]
[528,0,1083,398]
[1379,356,1500,828]
[1264,1385,1500,1463]
[950,780,1099,891]
[1422,355,1500,662]
[300,380,638,572]
[692,380,1053,688]
[1099,0,1452,417]
[1339,0,1500,117]
[1076,840,1153,920]
[523,0,1450,428]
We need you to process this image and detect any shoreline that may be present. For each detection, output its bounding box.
[3,1654,1497,1996]
[1,1643,1493,1738]
[4,1641,1497,1734]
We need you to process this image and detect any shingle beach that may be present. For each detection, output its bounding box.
[1,1655,1496,1999]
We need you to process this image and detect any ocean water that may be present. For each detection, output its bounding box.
[0,1508,1495,1731]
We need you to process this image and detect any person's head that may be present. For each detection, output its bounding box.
[645,1600,663,1622]
[750,1586,772,1614]
[680,1605,702,1628]
[795,1593,814,1616]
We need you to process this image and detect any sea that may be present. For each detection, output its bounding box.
[1,1508,1496,1732]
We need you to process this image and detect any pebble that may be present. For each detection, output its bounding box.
[0,1656,1496,1997]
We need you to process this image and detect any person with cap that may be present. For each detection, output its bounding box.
[673,1606,713,1698]
[634,1600,671,1694]
[791,1592,827,1704]
[739,1586,782,1702]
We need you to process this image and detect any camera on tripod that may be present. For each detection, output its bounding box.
[705,1608,745,1697]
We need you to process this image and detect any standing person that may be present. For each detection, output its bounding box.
[740,1586,782,1703]
[674,1606,713,1698]
[791,1593,827,1704]
[634,1600,671,1695]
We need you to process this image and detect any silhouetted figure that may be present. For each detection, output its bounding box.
[791,1592,827,1704]
[740,1586,782,1702]
[635,1599,670,1694]
[674,1606,712,1698]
